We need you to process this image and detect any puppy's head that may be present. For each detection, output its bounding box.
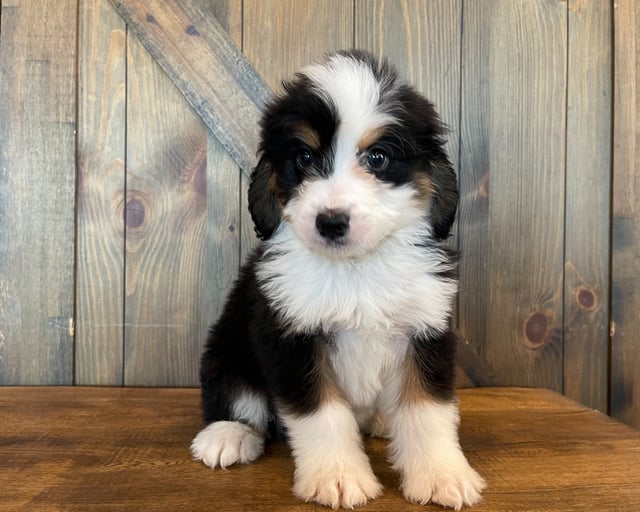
[249,50,457,257]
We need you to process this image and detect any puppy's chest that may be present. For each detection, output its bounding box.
[257,246,455,333]
[327,328,407,409]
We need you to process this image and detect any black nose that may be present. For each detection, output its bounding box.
[315,210,350,241]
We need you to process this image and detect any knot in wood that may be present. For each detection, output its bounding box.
[574,286,598,312]
[523,311,553,349]
[125,197,146,229]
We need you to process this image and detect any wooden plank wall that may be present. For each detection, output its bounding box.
[0,0,77,384]
[458,0,568,396]
[611,0,639,428]
[76,0,126,385]
[0,0,637,429]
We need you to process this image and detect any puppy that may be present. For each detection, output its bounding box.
[191,50,485,510]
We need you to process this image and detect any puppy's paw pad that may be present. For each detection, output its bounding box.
[191,421,264,469]
[403,464,485,510]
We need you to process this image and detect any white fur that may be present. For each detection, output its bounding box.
[257,220,456,335]
[329,328,405,433]
[382,396,486,510]
[281,401,383,509]
[191,421,264,469]
[285,171,424,258]
[301,55,396,155]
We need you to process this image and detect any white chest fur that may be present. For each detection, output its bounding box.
[328,327,407,431]
[256,224,457,335]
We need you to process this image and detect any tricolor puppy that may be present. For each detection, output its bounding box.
[192,50,485,509]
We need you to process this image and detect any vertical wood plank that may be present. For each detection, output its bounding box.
[76,0,127,385]
[201,0,245,343]
[611,0,640,428]
[458,0,567,390]
[203,133,242,328]
[563,0,611,413]
[241,0,354,261]
[123,0,242,386]
[0,0,77,384]
[243,0,354,92]
[124,34,208,386]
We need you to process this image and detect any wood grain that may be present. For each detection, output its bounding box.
[123,26,209,387]
[75,0,127,385]
[1,386,639,511]
[563,0,611,413]
[0,0,77,384]
[243,0,354,93]
[457,0,567,390]
[108,0,271,175]
[611,0,640,428]
[123,1,243,387]
[201,0,245,341]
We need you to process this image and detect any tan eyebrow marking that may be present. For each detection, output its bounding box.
[292,123,321,150]
[357,126,386,152]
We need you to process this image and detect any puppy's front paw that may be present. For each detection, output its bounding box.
[191,421,264,469]
[294,463,383,509]
[402,461,485,510]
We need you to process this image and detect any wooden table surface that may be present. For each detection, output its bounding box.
[1,387,639,511]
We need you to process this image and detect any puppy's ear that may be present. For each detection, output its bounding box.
[429,159,458,240]
[248,156,282,240]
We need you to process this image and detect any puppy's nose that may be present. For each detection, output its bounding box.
[315,210,350,241]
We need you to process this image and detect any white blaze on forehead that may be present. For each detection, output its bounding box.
[301,54,395,175]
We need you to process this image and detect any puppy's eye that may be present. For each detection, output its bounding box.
[366,148,389,171]
[295,148,314,170]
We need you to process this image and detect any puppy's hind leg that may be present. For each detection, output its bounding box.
[192,307,270,469]
[191,390,269,469]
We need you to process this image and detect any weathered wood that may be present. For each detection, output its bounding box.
[611,0,640,428]
[75,0,127,385]
[203,132,243,326]
[457,0,567,390]
[123,30,209,386]
[243,0,354,92]
[107,0,271,175]
[201,0,245,339]
[1,386,639,511]
[563,0,611,413]
[0,0,77,384]
[123,1,243,387]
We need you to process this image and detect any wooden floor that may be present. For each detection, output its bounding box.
[1,387,639,511]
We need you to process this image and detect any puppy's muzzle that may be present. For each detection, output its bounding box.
[315,210,350,241]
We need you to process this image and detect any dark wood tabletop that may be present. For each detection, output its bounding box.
[1,386,639,511]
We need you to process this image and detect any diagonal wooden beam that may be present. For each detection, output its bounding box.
[108,0,274,175]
